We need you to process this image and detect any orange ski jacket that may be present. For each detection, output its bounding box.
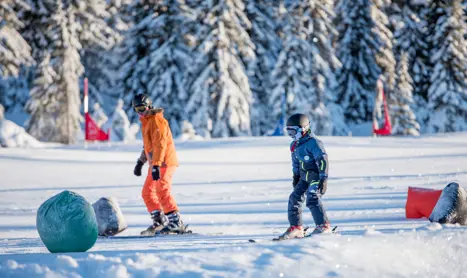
[140,108,178,167]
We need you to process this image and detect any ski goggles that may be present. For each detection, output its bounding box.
[133,105,148,113]
[286,126,303,137]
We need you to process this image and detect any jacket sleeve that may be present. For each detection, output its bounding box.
[137,148,147,164]
[150,117,169,166]
[310,138,329,179]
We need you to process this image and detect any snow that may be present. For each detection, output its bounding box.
[0,119,43,148]
[1,134,467,277]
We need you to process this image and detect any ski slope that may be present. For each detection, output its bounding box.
[1,134,467,277]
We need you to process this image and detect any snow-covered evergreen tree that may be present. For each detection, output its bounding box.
[269,5,314,132]
[335,0,392,124]
[336,0,395,89]
[0,0,32,77]
[119,0,194,136]
[0,0,33,112]
[385,0,402,31]
[372,0,396,91]
[106,0,133,32]
[464,0,467,39]
[24,0,116,143]
[305,0,341,135]
[389,52,420,136]
[426,0,467,133]
[0,67,32,115]
[111,98,138,141]
[246,0,281,136]
[394,2,430,98]
[393,1,430,130]
[117,0,158,118]
[25,53,61,142]
[185,0,255,137]
[81,0,129,109]
[270,0,341,135]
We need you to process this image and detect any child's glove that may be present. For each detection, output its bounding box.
[318,176,327,195]
[292,175,300,188]
[134,160,144,176]
[152,165,160,181]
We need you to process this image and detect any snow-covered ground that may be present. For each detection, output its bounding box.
[1,134,467,277]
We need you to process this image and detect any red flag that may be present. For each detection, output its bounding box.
[373,82,392,136]
[84,78,110,141]
[85,113,110,141]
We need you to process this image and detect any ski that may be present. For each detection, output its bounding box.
[99,225,193,239]
[248,226,337,243]
[303,226,338,238]
[99,232,195,240]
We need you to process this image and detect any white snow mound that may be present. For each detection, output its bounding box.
[0,119,43,148]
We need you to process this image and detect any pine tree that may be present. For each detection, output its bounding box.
[185,0,255,138]
[372,0,396,92]
[393,1,430,130]
[389,52,420,136]
[464,0,467,39]
[335,0,392,124]
[336,0,395,92]
[117,0,158,115]
[394,2,430,97]
[270,0,341,135]
[0,0,32,77]
[246,0,281,136]
[426,0,467,133]
[81,0,129,112]
[269,5,314,132]
[0,0,33,112]
[106,0,133,32]
[0,67,32,116]
[25,53,61,141]
[119,0,194,136]
[305,0,341,135]
[385,0,402,32]
[24,0,116,143]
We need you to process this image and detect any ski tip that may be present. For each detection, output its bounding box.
[248,239,256,243]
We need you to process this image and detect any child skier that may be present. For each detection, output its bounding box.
[131,94,186,235]
[280,113,331,239]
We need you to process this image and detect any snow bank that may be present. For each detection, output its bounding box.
[0,104,42,148]
[1,230,466,277]
[0,119,42,148]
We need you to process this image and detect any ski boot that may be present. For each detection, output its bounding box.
[159,211,188,234]
[275,225,305,240]
[140,210,168,236]
[311,223,332,235]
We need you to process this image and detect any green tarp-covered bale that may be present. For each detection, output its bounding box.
[36,190,98,253]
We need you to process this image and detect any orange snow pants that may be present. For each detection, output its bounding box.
[142,166,178,213]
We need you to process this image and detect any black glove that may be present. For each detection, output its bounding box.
[152,165,160,181]
[318,176,327,195]
[292,175,300,188]
[134,160,144,176]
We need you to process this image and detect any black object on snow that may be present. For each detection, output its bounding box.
[429,182,467,225]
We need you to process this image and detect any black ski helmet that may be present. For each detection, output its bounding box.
[286,113,310,130]
[132,94,152,111]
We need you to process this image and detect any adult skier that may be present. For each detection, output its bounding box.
[131,94,186,235]
[279,113,332,239]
